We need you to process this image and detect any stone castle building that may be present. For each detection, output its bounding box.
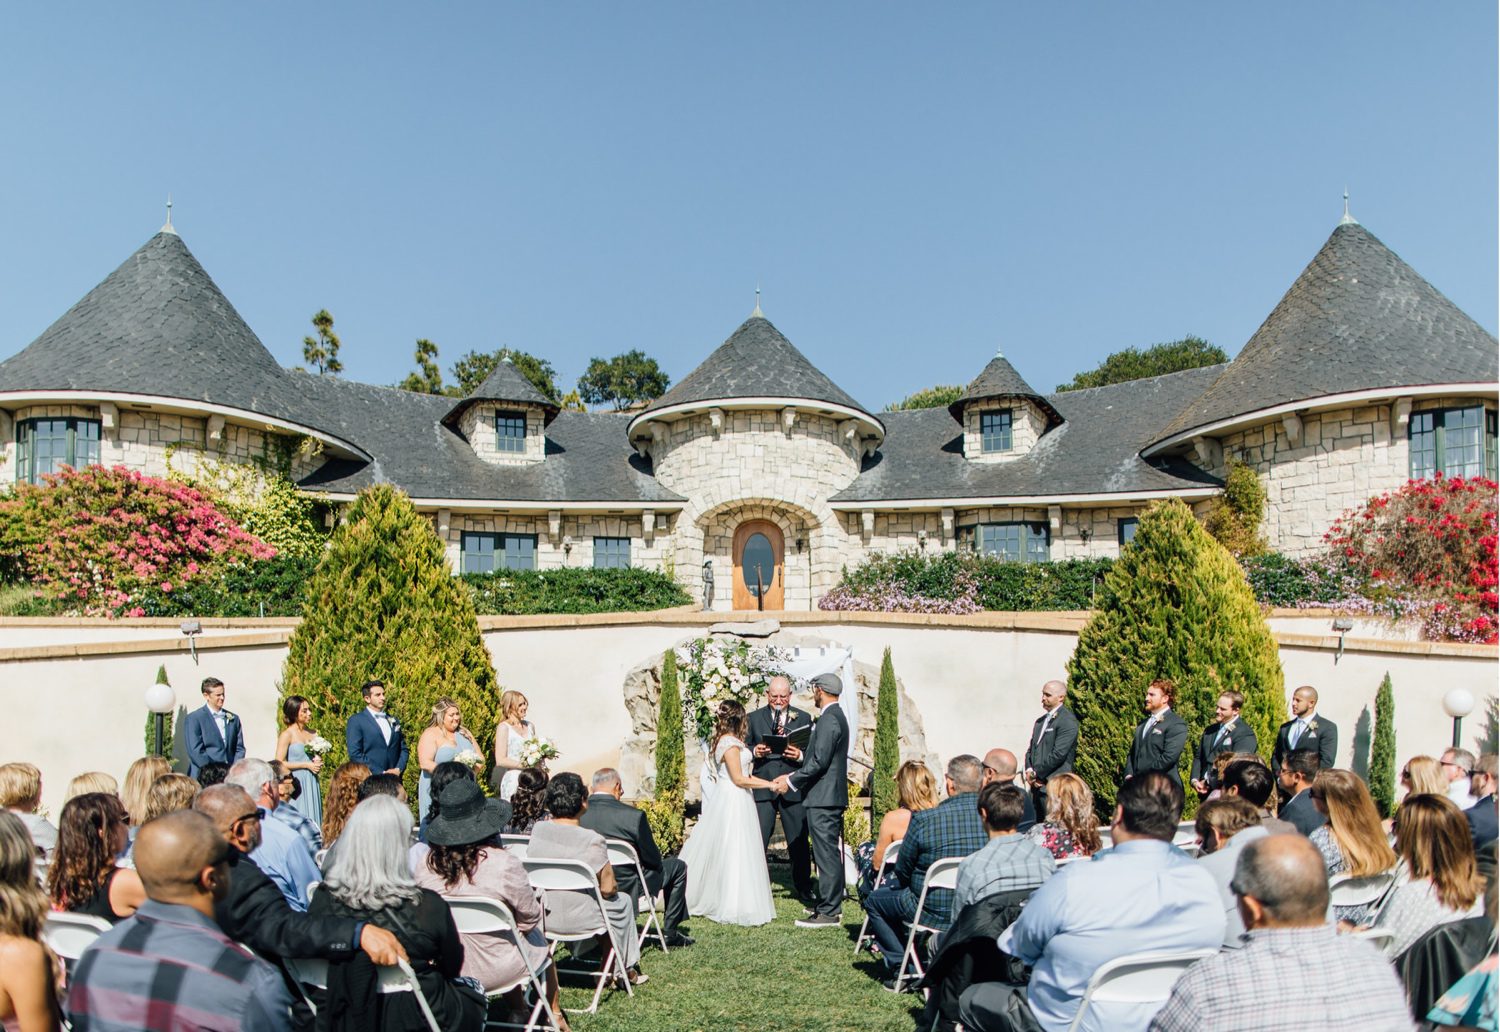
[1,212,1494,610]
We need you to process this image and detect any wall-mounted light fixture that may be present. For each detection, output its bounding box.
[1331,617,1354,663]
[180,620,202,665]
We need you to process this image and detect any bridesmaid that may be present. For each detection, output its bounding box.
[417,698,480,841]
[275,695,323,826]
[492,691,537,802]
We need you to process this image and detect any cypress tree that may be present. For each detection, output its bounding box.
[142,664,176,762]
[644,648,687,853]
[1370,673,1397,818]
[280,485,497,806]
[1067,499,1282,816]
[871,647,901,828]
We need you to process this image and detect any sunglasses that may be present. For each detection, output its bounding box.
[230,808,266,832]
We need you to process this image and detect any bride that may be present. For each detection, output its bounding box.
[679,699,777,926]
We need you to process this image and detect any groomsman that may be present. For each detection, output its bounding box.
[183,677,245,778]
[1190,690,1259,797]
[1124,679,1188,790]
[1271,686,1338,774]
[748,675,815,905]
[345,680,407,775]
[1023,680,1079,817]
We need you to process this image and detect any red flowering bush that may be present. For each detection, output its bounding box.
[0,466,275,616]
[1324,475,1498,644]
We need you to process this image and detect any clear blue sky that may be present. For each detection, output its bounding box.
[1,4,1494,410]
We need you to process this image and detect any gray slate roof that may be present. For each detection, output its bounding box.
[832,365,1226,503]
[0,232,359,447]
[441,357,559,430]
[1154,222,1499,447]
[638,315,877,424]
[290,372,683,504]
[948,352,1063,426]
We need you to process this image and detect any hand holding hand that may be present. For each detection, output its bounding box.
[753,743,770,758]
[782,744,802,762]
[771,775,790,795]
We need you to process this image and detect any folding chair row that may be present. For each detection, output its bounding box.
[442,894,562,1032]
[604,839,669,954]
[285,956,444,1032]
[893,854,962,993]
[854,838,904,955]
[520,855,634,1015]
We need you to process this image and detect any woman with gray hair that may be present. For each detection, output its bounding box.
[307,796,484,1031]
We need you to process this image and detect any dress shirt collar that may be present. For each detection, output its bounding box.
[132,897,222,932]
[1106,837,1175,857]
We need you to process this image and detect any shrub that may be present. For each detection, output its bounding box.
[871,648,900,828]
[1239,552,1356,607]
[1370,674,1397,819]
[1067,499,1283,816]
[1204,459,1267,558]
[127,553,317,617]
[649,648,686,854]
[219,475,329,560]
[843,786,871,848]
[819,551,1113,613]
[462,567,691,615]
[280,485,498,807]
[0,466,274,616]
[641,797,684,857]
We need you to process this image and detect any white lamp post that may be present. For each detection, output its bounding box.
[1442,688,1476,750]
[145,680,177,759]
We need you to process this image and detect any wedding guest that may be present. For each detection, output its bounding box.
[1194,795,1267,948]
[120,756,171,836]
[1441,747,1478,809]
[226,759,320,912]
[1366,794,1485,956]
[0,763,57,860]
[1465,753,1497,851]
[322,762,372,848]
[196,762,230,788]
[345,680,407,777]
[1271,685,1338,773]
[413,779,568,1030]
[275,695,325,827]
[1276,749,1326,835]
[504,768,551,835]
[1124,679,1188,791]
[308,796,484,1031]
[358,774,408,804]
[410,762,477,872]
[143,773,201,823]
[417,698,481,842]
[61,772,117,805]
[747,675,814,906]
[183,676,246,779]
[268,760,323,854]
[1023,680,1079,820]
[857,761,938,896]
[47,793,145,923]
[0,812,62,1032]
[492,691,538,802]
[1025,772,1102,861]
[1221,757,1297,835]
[952,783,1055,912]
[1190,691,1258,797]
[1307,769,1397,924]
[64,810,292,1032]
[1403,755,1447,799]
[526,772,644,985]
[980,750,1036,832]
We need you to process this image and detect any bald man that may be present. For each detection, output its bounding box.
[65,810,293,1031]
[1023,680,1079,818]
[983,749,1037,833]
[1271,686,1338,773]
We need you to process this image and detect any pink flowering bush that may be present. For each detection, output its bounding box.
[0,465,275,616]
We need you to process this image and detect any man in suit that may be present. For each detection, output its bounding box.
[1275,749,1326,836]
[747,675,814,905]
[1464,753,1497,853]
[1190,690,1260,797]
[1271,685,1338,773]
[184,676,246,779]
[982,749,1037,832]
[345,680,407,775]
[579,767,695,947]
[773,672,849,929]
[1124,679,1188,790]
[1023,680,1079,818]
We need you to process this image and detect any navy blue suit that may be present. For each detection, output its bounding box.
[183,704,245,778]
[345,709,407,774]
[1466,795,1497,853]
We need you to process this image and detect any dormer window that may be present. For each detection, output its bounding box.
[981,410,1013,453]
[494,411,527,453]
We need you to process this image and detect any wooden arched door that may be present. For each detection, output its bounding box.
[732,520,784,610]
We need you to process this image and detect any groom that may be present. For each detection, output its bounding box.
[773,672,849,928]
[748,675,815,906]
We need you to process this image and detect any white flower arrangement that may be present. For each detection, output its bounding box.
[519,736,559,767]
[307,735,333,757]
[452,748,483,767]
[674,636,789,742]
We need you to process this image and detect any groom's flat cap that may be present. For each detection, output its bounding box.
[811,673,844,695]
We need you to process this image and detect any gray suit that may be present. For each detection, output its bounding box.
[789,703,849,917]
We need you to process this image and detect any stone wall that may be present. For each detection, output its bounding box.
[962,399,1050,461]
[842,503,1149,566]
[441,510,675,574]
[457,402,546,465]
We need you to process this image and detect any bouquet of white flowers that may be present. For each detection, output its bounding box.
[519,736,559,767]
[674,636,789,742]
[307,735,333,757]
[452,749,483,768]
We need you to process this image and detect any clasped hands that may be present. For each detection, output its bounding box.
[769,775,793,795]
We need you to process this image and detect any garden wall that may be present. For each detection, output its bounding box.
[2,611,1492,817]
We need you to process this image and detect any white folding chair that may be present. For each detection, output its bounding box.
[43,912,112,965]
[854,838,904,955]
[501,834,531,860]
[1328,870,1398,913]
[442,895,561,1031]
[605,839,668,953]
[286,957,442,1032]
[1171,821,1198,850]
[892,855,962,993]
[1350,927,1397,951]
[1066,948,1215,1031]
[314,848,329,868]
[1097,828,1113,851]
[521,856,633,1014]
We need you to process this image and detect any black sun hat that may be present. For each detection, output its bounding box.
[427,778,512,847]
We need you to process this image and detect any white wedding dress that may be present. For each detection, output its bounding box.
[679,736,776,926]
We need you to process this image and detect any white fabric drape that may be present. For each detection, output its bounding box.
[778,645,859,766]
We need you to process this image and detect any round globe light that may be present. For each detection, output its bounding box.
[144,681,177,715]
[1442,688,1476,720]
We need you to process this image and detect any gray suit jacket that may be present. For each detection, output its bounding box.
[791,704,848,809]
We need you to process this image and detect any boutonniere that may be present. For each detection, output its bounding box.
[389,719,402,734]
[223,711,237,724]
[1307,721,1319,735]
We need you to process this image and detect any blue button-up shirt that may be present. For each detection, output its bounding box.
[251,808,322,912]
[998,838,1226,1032]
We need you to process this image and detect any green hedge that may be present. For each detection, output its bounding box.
[128,554,319,617]
[461,567,691,615]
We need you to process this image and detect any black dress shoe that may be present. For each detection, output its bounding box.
[661,931,695,947]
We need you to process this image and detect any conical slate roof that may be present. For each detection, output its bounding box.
[948,352,1063,426]
[441,356,559,429]
[635,315,875,424]
[1153,220,1499,447]
[0,230,352,442]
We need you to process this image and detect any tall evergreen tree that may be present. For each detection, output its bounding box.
[399,338,445,394]
[1055,335,1225,392]
[1370,673,1397,818]
[280,484,497,805]
[1067,499,1282,815]
[641,648,686,853]
[871,648,901,828]
[577,350,670,410]
[302,309,344,376]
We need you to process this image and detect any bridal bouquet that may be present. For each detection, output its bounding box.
[674,636,790,742]
[452,749,484,768]
[307,735,333,757]
[519,736,559,767]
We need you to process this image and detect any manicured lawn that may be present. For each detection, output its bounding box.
[560,869,923,1032]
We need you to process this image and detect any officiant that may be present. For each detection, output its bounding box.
[748,675,815,906]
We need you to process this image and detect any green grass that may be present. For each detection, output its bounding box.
[560,869,923,1032]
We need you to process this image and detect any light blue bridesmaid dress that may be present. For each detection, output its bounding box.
[287,741,323,826]
[418,731,477,841]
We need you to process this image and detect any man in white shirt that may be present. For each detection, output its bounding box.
[1441,747,1478,809]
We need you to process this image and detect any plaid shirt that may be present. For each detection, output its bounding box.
[894,791,988,929]
[953,832,1056,912]
[1149,925,1413,1032]
[65,899,292,1032]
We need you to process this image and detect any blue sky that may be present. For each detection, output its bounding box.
[1,4,1493,410]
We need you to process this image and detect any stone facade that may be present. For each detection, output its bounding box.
[962,399,1049,462]
[458,402,546,465]
[441,510,675,575]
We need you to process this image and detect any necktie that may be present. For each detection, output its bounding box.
[1289,720,1304,748]
[774,709,785,735]
[1036,710,1054,744]
[1213,723,1231,750]
[1142,715,1157,740]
